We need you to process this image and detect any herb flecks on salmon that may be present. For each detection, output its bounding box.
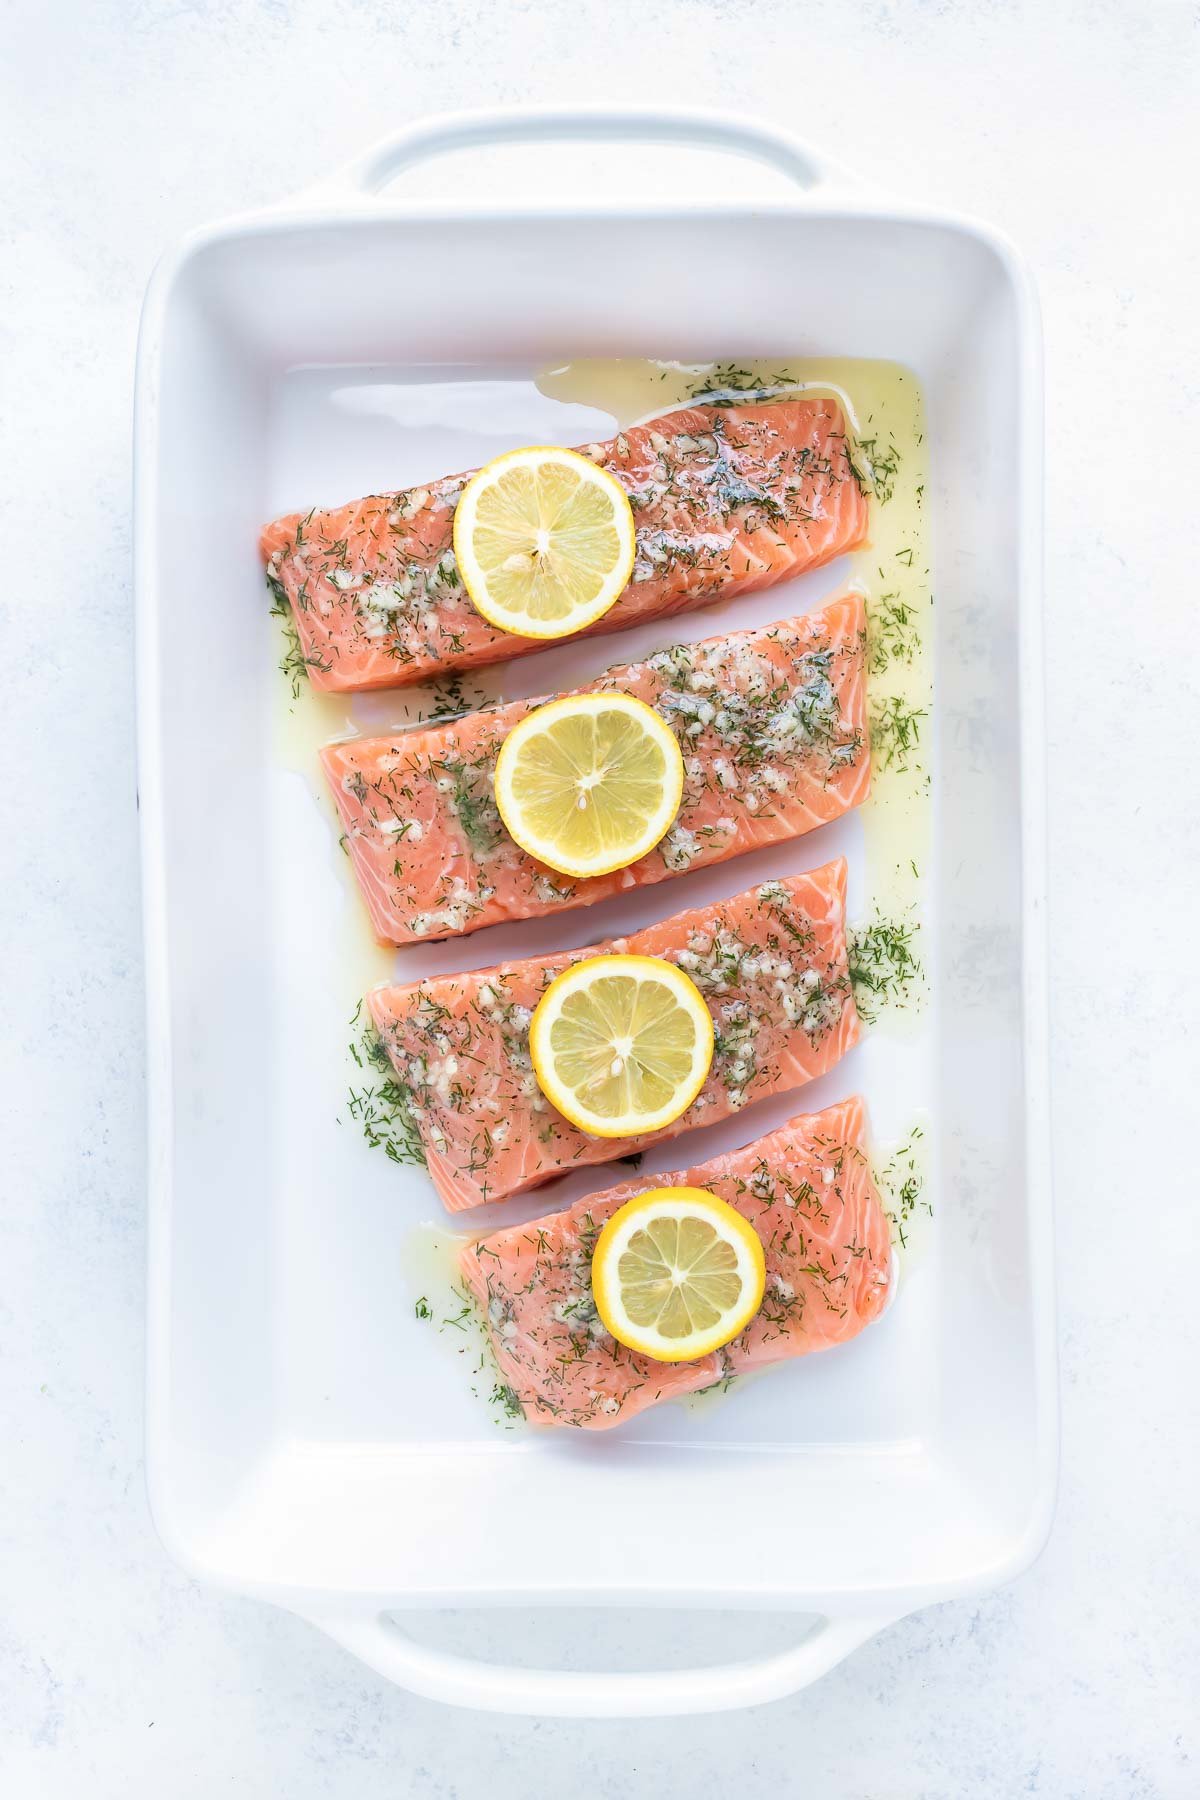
[322,595,869,946]
[369,861,859,1212]
[459,1097,892,1430]
[260,399,867,693]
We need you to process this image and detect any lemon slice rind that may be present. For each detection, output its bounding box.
[529,954,714,1138]
[591,1187,767,1362]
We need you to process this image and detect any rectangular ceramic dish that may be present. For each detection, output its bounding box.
[134,107,1055,1716]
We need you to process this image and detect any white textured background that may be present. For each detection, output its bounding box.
[2,1,1198,1794]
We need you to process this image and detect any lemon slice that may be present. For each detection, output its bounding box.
[453,446,636,639]
[591,1188,766,1362]
[530,954,714,1138]
[494,692,683,878]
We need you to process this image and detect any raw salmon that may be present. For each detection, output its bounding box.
[323,593,869,946]
[370,860,858,1211]
[460,1096,892,1430]
[261,399,868,693]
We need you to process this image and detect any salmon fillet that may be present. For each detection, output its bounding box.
[370,860,859,1211]
[261,399,868,693]
[460,1096,892,1430]
[323,594,869,946]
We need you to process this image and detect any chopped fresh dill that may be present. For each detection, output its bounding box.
[441,1298,473,1333]
[421,673,487,723]
[490,1382,524,1420]
[848,434,901,504]
[344,1018,425,1166]
[870,694,927,773]
[866,592,921,675]
[268,573,331,700]
[688,362,794,406]
[436,756,503,859]
[877,1126,930,1249]
[451,769,496,855]
[692,1372,738,1400]
[848,915,923,1022]
[409,1267,525,1431]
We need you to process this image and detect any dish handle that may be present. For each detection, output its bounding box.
[303,1607,901,1717]
[326,106,860,203]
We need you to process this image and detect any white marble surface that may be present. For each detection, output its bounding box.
[3,0,1199,1793]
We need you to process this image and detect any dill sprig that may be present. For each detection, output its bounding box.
[688,363,794,406]
[848,916,923,1022]
[440,1296,473,1333]
[422,1272,526,1430]
[446,757,503,858]
[693,1372,738,1399]
[490,1383,524,1420]
[421,673,487,724]
[866,592,920,675]
[877,1127,930,1249]
[268,573,331,699]
[848,434,901,504]
[870,694,927,773]
[344,1009,425,1166]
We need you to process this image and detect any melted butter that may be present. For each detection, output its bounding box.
[676,1363,772,1418]
[399,1219,472,1313]
[272,657,388,1002]
[537,357,714,425]
[271,634,497,1021]
[875,1114,934,1275]
[399,1222,528,1433]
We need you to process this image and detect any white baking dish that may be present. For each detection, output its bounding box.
[134,108,1055,1716]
